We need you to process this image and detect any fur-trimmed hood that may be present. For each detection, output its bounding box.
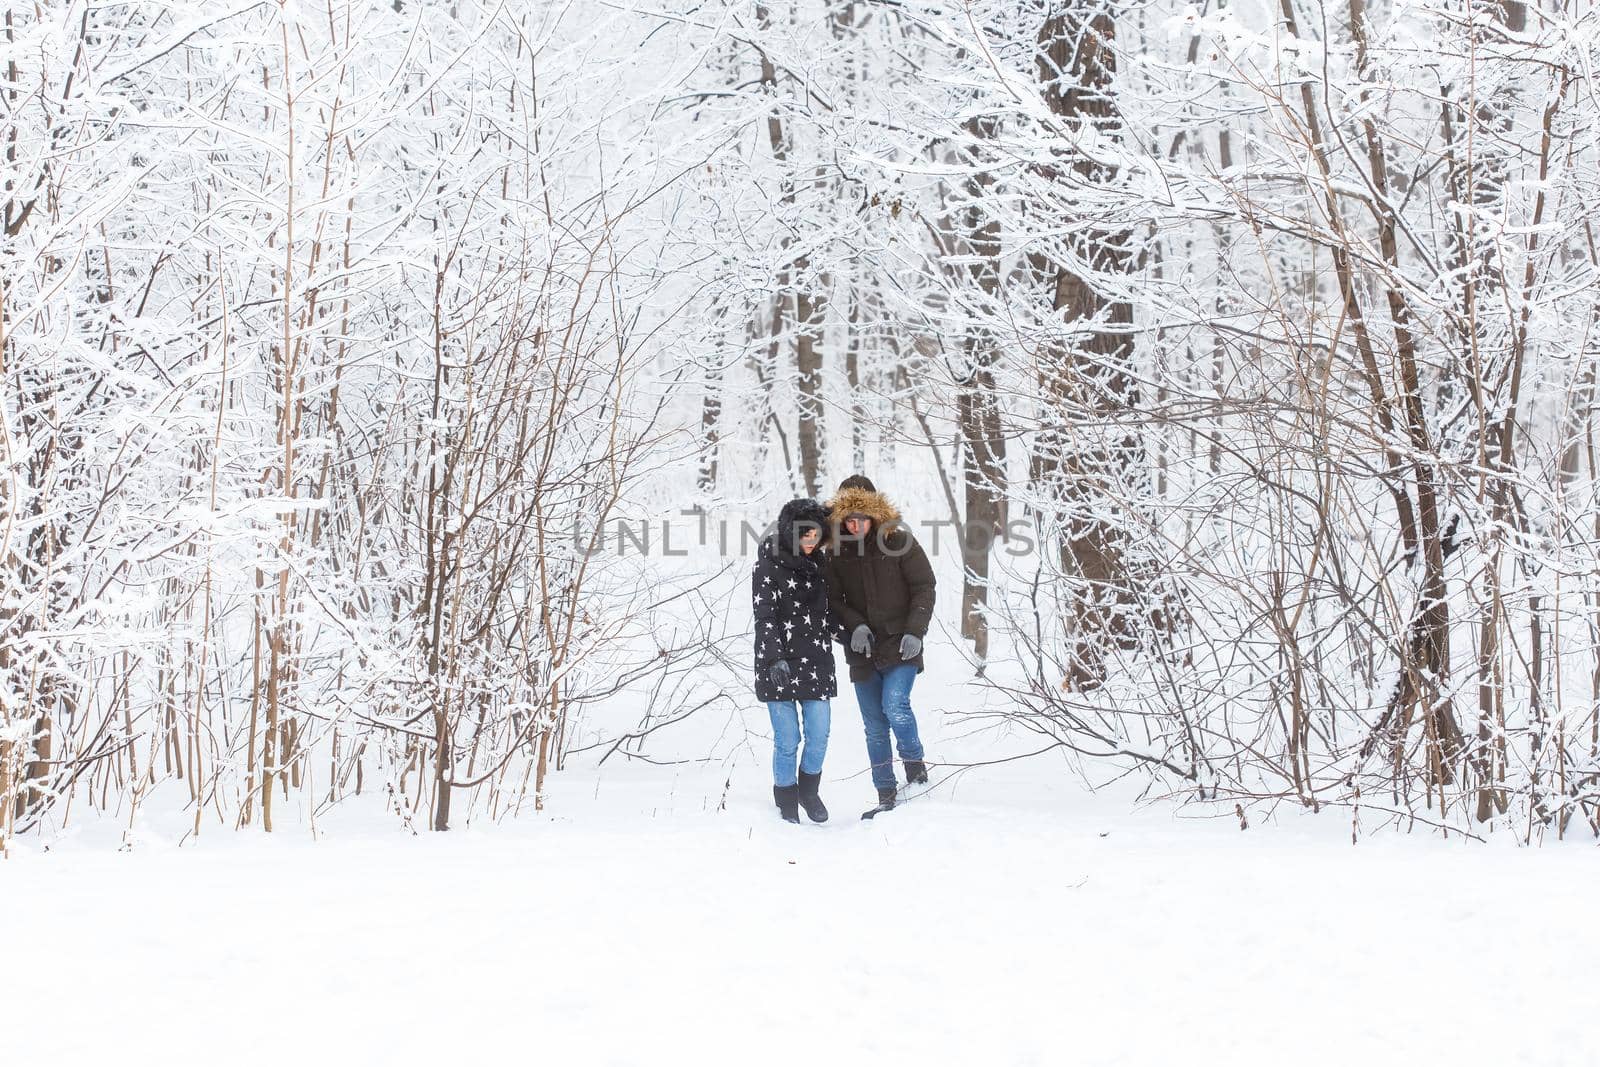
[827,485,902,532]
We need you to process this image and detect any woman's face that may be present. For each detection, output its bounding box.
[798,526,822,554]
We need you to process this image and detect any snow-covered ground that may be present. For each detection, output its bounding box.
[11,693,1599,1067]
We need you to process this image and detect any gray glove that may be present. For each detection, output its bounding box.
[850,625,875,656]
[768,660,792,688]
[899,634,922,660]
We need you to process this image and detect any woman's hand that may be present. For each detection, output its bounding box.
[769,660,793,688]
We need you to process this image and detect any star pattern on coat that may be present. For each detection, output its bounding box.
[752,534,840,703]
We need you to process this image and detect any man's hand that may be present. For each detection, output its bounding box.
[850,625,875,656]
[899,634,922,660]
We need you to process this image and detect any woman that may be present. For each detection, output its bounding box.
[753,497,840,823]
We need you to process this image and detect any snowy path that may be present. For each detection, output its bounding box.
[9,775,1597,1067]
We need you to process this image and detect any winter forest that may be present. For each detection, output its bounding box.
[8,1,1600,1060]
[8,0,1599,842]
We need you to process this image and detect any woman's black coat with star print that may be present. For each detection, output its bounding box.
[752,498,842,702]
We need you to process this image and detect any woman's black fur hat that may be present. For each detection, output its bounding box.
[774,497,831,555]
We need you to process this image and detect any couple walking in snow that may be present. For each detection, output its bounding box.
[752,474,937,823]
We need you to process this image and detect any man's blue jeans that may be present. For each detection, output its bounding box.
[767,699,830,787]
[854,663,923,790]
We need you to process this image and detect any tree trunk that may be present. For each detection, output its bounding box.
[755,1,825,495]
[956,116,1006,663]
[1030,4,1146,690]
[795,276,824,497]
[698,351,722,493]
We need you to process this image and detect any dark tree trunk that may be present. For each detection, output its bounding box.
[1030,4,1147,690]
[956,117,1007,663]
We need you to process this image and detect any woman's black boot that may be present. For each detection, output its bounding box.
[797,771,829,823]
[904,759,928,785]
[876,786,897,810]
[773,784,801,823]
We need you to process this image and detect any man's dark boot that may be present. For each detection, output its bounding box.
[905,759,929,785]
[796,771,829,823]
[876,786,897,810]
[773,784,801,824]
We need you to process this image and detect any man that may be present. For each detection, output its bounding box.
[825,474,935,808]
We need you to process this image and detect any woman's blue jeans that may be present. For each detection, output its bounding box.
[767,699,830,787]
[854,663,923,790]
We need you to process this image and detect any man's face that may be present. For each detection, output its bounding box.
[844,515,870,539]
